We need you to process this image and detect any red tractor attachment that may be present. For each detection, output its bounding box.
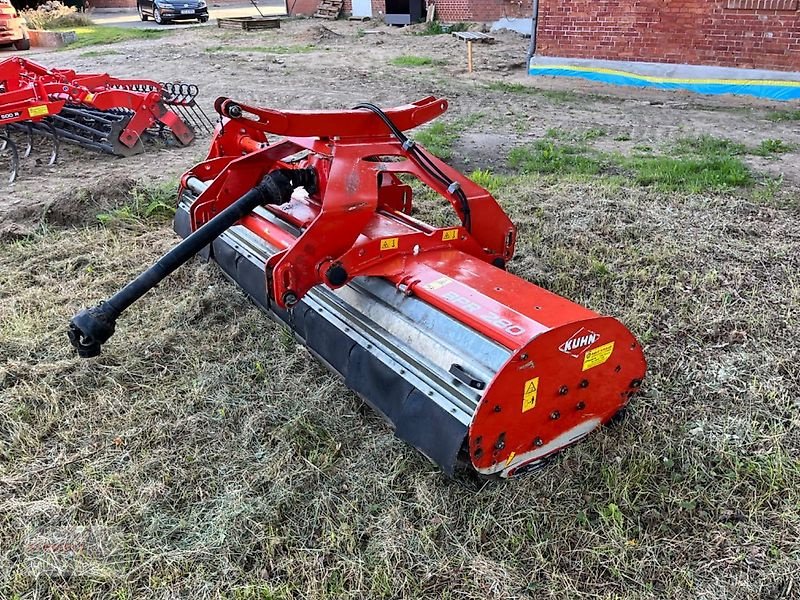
[0,57,212,182]
[69,97,646,479]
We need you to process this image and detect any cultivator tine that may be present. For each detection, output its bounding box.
[41,121,59,166]
[161,82,214,134]
[0,130,19,184]
[20,124,32,158]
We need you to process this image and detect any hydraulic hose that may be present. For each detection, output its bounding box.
[68,168,317,358]
[352,102,472,232]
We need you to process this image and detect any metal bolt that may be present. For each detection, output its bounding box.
[227,103,243,118]
[576,401,586,410]
[493,405,501,413]
[580,379,589,388]
[559,385,568,395]
[282,291,298,307]
[533,437,543,447]
[520,353,528,360]
[550,410,560,420]
[630,379,642,388]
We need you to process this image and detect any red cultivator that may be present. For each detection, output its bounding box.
[0,57,211,182]
[69,97,646,479]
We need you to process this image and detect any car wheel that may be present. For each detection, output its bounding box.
[14,36,31,51]
[198,16,208,23]
[153,7,164,24]
[138,3,148,20]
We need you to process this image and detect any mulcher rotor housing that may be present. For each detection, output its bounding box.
[70,96,646,478]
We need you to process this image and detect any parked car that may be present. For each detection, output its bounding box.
[0,0,30,51]
[137,0,209,24]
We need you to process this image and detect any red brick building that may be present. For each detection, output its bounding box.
[290,0,528,22]
[289,0,800,72]
[536,0,800,72]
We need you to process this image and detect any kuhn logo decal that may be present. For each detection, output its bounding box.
[559,327,600,358]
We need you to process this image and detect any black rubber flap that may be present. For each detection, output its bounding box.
[346,345,467,475]
[173,196,211,260]
[394,390,468,476]
[302,307,356,376]
[213,237,269,310]
[177,205,468,475]
[173,206,191,239]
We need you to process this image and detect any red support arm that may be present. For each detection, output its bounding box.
[181,97,517,308]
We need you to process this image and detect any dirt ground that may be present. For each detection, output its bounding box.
[1,18,799,599]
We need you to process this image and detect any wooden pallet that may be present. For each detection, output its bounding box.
[313,0,343,20]
[217,16,281,30]
[452,31,495,43]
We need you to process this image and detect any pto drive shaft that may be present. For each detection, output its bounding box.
[68,168,317,358]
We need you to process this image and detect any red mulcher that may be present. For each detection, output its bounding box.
[69,96,646,479]
[0,57,211,181]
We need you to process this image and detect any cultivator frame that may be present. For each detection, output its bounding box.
[0,57,212,182]
[70,96,647,479]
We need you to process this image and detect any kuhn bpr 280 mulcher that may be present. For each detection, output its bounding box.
[69,96,646,478]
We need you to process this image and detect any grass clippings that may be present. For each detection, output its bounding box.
[1,174,799,598]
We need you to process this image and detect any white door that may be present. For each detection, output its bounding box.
[352,0,372,17]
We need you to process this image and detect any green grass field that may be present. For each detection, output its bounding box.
[3,159,798,597]
[61,26,170,49]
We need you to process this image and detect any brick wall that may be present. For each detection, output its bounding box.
[267,0,800,72]
[536,0,800,72]
[293,0,524,21]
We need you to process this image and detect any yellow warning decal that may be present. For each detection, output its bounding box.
[505,451,516,467]
[379,237,398,251]
[28,105,49,117]
[583,341,615,371]
[423,276,453,291]
[85,93,95,103]
[442,228,459,241]
[522,376,539,412]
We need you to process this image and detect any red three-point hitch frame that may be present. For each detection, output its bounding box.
[180,96,517,309]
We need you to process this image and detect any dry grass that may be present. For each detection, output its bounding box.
[2,20,800,599]
[2,169,798,598]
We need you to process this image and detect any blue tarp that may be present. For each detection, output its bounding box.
[529,64,800,102]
